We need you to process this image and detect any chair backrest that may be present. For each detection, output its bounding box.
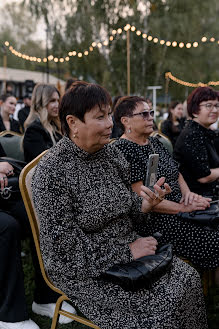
[19,150,63,295]
[0,132,24,161]
[0,130,23,137]
[150,131,173,154]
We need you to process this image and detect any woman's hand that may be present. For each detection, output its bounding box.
[180,191,211,207]
[0,162,14,191]
[141,177,172,213]
[129,237,158,259]
[181,198,210,213]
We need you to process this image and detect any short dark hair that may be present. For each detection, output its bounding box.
[187,87,218,118]
[65,78,78,91]
[114,96,146,132]
[59,81,112,136]
[0,93,16,102]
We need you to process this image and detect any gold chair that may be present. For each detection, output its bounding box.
[0,130,23,137]
[19,151,100,329]
[157,120,163,134]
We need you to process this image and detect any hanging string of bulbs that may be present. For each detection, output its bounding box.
[3,23,219,64]
[165,72,219,87]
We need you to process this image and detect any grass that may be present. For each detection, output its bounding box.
[22,239,219,329]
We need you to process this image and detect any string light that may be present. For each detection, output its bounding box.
[3,24,219,64]
[165,72,219,87]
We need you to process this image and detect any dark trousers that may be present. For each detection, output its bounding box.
[0,200,59,322]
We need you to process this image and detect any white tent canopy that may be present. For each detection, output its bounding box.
[0,67,65,85]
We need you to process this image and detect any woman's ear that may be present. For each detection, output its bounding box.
[66,115,78,135]
[121,116,129,128]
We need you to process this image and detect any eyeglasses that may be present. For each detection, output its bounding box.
[199,103,219,111]
[130,110,154,119]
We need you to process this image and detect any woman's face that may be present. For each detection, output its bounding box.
[2,96,17,115]
[195,99,219,128]
[70,104,113,153]
[171,103,183,120]
[129,102,154,137]
[46,92,60,121]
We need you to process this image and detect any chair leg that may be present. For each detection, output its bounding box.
[202,270,209,297]
[51,295,66,329]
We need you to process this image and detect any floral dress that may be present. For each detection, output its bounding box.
[114,137,219,269]
[32,136,208,329]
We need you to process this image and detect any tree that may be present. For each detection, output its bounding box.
[3,0,219,99]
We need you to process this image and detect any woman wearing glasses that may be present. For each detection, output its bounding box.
[174,86,219,198]
[112,95,219,273]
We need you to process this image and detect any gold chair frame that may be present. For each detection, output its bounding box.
[0,130,23,137]
[19,151,100,329]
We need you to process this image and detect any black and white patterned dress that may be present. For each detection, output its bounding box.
[32,136,208,329]
[114,137,219,269]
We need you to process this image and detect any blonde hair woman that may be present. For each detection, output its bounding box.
[23,84,62,163]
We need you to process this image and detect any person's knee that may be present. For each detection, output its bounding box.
[0,211,20,237]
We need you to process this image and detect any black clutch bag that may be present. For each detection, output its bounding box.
[102,243,173,292]
[178,201,219,229]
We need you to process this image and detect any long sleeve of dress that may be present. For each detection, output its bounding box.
[174,130,211,179]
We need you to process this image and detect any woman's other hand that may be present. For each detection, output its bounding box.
[180,191,211,208]
[0,162,14,191]
[181,198,210,213]
[129,237,158,260]
[140,177,172,213]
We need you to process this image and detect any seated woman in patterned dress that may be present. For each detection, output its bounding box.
[31,81,208,329]
[112,96,219,277]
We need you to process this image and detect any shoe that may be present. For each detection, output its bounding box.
[32,301,76,324]
[0,319,39,329]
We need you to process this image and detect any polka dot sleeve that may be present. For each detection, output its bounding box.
[113,139,146,184]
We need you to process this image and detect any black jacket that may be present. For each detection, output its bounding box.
[0,115,21,134]
[18,106,30,132]
[161,118,185,148]
[23,119,62,163]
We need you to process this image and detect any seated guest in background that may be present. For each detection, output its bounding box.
[111,95,123,138]
[0,154,39,329]
[18,94,31,132]
[65,77,78,92]
[0,140,75,327]
[23,84,62,163]
[112,96,219,281]
[174,86,219,198]
[0,94,21,134]
[161,101,185,147]
[31,81,208,329]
